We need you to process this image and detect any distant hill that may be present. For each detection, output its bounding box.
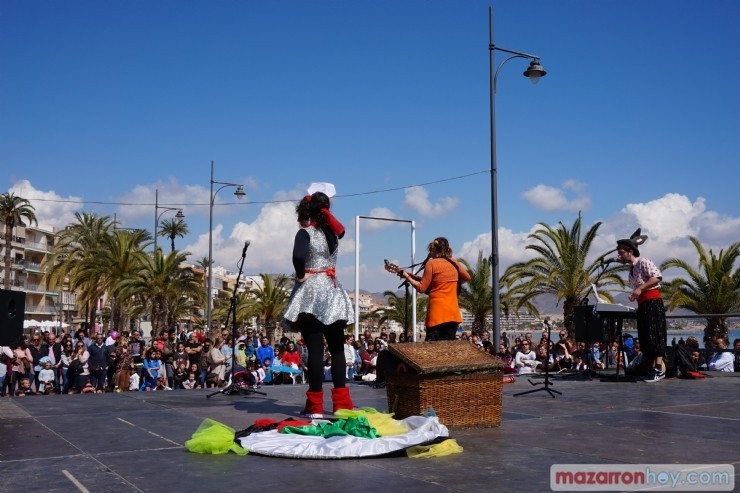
[370,290,695,318]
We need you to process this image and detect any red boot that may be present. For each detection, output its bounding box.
[301,390,324,419]
[331,387,354,413]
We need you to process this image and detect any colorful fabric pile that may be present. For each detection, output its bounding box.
[185,408,461,459]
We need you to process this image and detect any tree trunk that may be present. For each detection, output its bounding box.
[563,298,577,340]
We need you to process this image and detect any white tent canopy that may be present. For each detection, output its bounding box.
[23,320,69,329]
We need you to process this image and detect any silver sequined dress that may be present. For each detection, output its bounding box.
[282,226,355,328]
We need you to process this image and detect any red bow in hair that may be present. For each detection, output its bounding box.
[321,208,345,237]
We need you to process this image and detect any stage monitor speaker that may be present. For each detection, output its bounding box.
[0,289,25,346]
[574,304,607,343]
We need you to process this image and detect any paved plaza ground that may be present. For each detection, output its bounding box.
[1,371,739,493]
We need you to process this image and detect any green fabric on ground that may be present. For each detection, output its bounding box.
[281,416,378,439]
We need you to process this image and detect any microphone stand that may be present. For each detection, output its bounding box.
[514,319,562,399]
[207,242,265,398]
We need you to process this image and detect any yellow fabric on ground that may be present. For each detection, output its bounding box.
[406,439,463,458]
[334,407,409,436]
[185,418,248,456]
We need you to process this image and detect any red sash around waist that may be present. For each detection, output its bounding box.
[305,267,336,287]
[637,288,661,304]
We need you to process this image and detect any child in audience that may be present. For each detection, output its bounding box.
[129,372,140,391]
[15,377,36,396]
[38,360,56,394]
[174,361,187,389]
[181,372,197,390]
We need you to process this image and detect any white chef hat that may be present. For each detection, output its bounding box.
[307,182,336,198]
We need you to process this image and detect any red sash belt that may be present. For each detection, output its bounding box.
[306,267,337,287]
[637,288,661,304]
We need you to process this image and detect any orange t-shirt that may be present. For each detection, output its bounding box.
[417,258,471,327]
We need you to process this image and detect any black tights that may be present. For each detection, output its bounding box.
[300,316,347,392]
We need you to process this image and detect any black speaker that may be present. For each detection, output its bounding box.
[574,304,607,343]
[0,289,25,346]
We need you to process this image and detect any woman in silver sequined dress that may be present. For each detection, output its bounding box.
[282,186,355,418]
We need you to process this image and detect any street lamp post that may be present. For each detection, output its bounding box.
[206,160,245,334]
[153,188,185,254]
[489,6,546,349]
[154,188,185,254]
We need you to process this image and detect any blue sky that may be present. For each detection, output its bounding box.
[2,1,739,293]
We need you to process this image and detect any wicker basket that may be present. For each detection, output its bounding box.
[385,341,503,429]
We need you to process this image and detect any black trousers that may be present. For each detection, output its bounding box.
[299,315,347,392]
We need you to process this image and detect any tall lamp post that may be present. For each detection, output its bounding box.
[489,6,546,349]
[153,188,185,254]
[206,160,245,333]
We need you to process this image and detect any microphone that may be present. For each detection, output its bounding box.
[602,257,620,265]
[242,240,251,258]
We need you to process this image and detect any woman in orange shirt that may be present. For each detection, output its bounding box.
[399,237,471,341]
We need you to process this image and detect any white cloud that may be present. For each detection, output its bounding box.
[361,207,398,231]
[522,182,591,213]
[9,180,82,232]
[403,186,459,217]
[457,226,537,273]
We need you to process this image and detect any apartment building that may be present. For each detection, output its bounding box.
[0,223,78,328]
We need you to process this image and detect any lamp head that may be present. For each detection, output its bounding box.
[175,210,185,219]
[523,60,547,84]
[234,186,246,200]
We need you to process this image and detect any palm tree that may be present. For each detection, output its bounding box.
[116,249,204,335]
[250,273,291,344]
[0,193,37,289]
[359,310,381,334]
[661,237,740,346]
[44,212,115,329]
[458,251,493,336]
[158,217,189,252]
[371,290,427,339]
[212,289,257,331]
[73,229,151,331]
[501,214,626,339]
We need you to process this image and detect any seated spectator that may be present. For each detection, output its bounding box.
[514,341,538,374]
[129,371,140,391]
[535,344,554,372]
[254,360,266,386]
[155,376,171,391]
[496,345,516,374]
[606,341,619,368]
[553,341,573,371]
[323,356,333,382]
[586,341,605,370]
[572,350,588,371]
[622,334,637,363]
[626,341,644,371]
[15,377,36,396]
[261,358,273,384]
[707,339,734,372]
[734,338,740,372]
[181,372,197,390]
[173,361,188,389]
[360,341,380,374]
[674,336,703,377]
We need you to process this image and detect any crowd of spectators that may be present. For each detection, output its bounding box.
[1,326,320,397]
[2,326,739,397]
